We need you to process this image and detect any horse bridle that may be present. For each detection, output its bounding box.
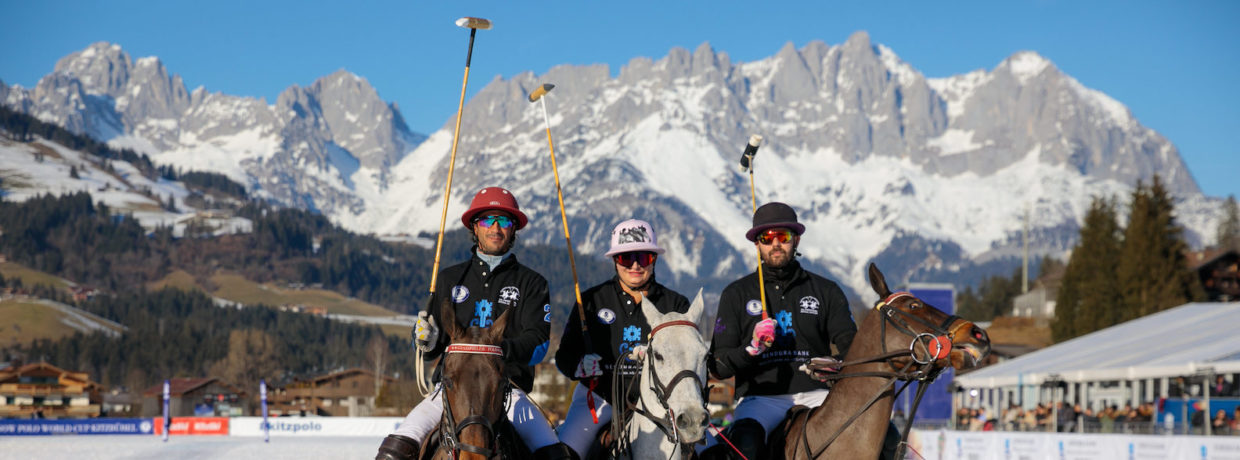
[624,319,708,459]
[797,292,968,459]
[438,343,508,459]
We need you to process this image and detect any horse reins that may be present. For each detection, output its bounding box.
[439,344,507,459]
[797,292,963,459]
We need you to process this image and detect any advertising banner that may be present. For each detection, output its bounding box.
[152,417,229,435]
[912,429,1240,460]
[0,418,155,436]
[229,416,402,437]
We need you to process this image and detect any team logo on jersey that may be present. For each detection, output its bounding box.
[618,325,643,356]
[775,310,797,346]
[597,308,616,324]
[498,286,520,305]
[543,304,551,323]
[745,299,763,316]
[472,299,494,328]
[451,285,470,303]
[799,296,820,315]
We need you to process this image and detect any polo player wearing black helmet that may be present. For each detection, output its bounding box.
[699,202,858,459]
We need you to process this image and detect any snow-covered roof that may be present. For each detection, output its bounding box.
[956,302,1240,388]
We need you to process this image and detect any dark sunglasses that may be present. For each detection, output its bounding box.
[614,251,656,268]
[756,229,795,245]
[474,215,515,229]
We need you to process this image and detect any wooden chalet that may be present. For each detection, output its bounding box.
[0,362,102,418]
[267,368,393,417]
[1188,248,1240,302]
[140,377,249,417]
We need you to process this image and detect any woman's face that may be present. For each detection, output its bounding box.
[614,251,656,291]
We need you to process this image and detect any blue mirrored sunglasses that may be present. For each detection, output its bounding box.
[474,215,515,229]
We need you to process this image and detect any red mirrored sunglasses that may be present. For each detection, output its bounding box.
[614,251,657,268]
[756,228,795,245]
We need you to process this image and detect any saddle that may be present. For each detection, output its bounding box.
[419,418,529,460]
[766,404,813,458]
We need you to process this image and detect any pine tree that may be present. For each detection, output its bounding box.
[69,165,79,179]
[1053,196,1122,342]
[1117,176,1199,322]
[1218,195,1240,251]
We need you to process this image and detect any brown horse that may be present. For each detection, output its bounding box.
[422,303,512,460]
[778,263,991,459]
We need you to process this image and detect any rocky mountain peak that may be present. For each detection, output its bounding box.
[52,42,131,97]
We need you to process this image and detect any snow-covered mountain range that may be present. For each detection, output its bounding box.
[1,33,1223,301]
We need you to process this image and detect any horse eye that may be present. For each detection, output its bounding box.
[909,302,921,309]
[652,350,664,361]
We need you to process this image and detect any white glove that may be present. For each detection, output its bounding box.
[575,353,603,378]
[414,311,439,352]
[629,345,648,361]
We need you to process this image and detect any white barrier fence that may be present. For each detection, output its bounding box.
[229,417,402,437]
[908,429,1240,459]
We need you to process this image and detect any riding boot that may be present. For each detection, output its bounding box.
[696,443,734,460]
[726,419,767,460]
[375,434,420,460]
[878,421,901,460]
[532,442,574,460]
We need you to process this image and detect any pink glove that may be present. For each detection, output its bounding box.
[745,318,776,356]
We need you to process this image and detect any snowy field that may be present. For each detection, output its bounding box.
[0,435,384,459]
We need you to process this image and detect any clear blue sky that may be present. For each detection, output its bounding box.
[2,0,1236,199]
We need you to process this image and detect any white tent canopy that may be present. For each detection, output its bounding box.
[957,302,1240,389]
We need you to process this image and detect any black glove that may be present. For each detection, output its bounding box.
[799,356,843,381]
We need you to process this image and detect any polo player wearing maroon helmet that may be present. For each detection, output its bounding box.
[377,187,573,460]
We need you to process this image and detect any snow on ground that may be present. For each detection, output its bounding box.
[0,435,382,460]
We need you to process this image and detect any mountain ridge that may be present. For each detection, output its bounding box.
[1,34,1221,302]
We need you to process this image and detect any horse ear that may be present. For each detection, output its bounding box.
[641,295,663,326]
[486,309,512,344]
[868,262,891,298]
[440,299,466,341]
[685,288,704,323]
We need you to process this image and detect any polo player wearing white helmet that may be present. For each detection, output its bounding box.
[554,219,692,459]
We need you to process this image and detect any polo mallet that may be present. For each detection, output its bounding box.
[529,83,601,422]
[738,135,773,335]
[417,16,492,397]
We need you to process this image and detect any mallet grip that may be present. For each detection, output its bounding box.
[739,134,763,172]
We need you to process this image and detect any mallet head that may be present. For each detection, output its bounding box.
[528,83,556,103]
[739,134,763,172]
[455,17,493,30]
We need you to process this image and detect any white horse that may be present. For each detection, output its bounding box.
[618,290,709,459]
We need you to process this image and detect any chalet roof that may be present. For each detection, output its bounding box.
[301,368,394,385]
[957,302,1240,388]
[141,377,244,397]
[0,362,97,387]
[1187,248,1239,271]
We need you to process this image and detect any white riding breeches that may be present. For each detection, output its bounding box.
[391,384,559,451]
[697,389,830,453]
[557,384,613,457]
[734,389,830,435]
